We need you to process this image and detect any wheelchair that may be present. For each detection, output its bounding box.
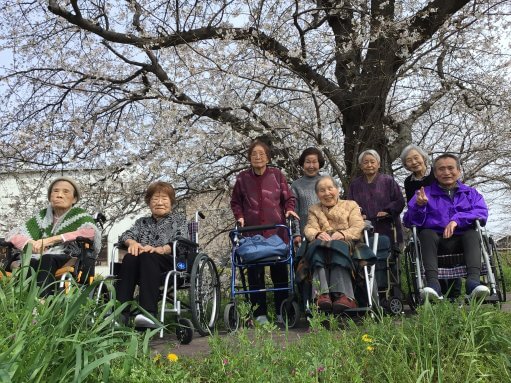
[0,212,105,292]
[295,227,382,319]
[365,218,404,315]
[96,211,221,344]
[224,219,300,331]
[404,220,507,309]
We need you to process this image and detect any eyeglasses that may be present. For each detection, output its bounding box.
[250,151,267,159]
[150,196,170,203]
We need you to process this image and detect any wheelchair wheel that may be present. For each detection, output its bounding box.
[91,278,115,304]
[280,298,300,328]
[488,237,507,302]
[190,253,221,336]
[404,244,421,311]
[388,297,403,315]
[176,318,194,345]
[88,279,115,326]
[223,302,240,332]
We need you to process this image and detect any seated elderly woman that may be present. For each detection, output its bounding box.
[115,181,188,327]
[6,177,101,295]
[303,175,375,314]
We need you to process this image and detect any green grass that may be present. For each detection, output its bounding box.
[108,300,511,383]
[0,266,152,383]
[1,258,510,382]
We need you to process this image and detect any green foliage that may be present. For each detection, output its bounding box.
[1,259,510,382]
[0,267,150,383]
[196,301,511,382]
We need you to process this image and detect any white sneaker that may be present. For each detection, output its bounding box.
[255,315,269,324]
[276,314,284,324]
[467,285,490,300]
[421,287,444,301]
[134,314,157,328]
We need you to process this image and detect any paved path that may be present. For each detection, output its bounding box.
[150,293,511,358]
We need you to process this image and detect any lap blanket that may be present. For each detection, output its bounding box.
[295,240,376,283]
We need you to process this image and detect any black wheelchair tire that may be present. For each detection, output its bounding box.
[223,302,240,333]
[176,318,194,345]
[189,253,221,336]
[280,298,300,328]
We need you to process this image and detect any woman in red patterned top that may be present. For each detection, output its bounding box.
[230,140,298,324]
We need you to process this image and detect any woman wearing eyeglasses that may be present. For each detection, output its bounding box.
[230,139,298,324]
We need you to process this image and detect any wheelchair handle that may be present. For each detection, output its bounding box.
[0,239,14,248]
[232,223,287,234]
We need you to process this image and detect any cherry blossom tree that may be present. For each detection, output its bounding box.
[0,0,510,237]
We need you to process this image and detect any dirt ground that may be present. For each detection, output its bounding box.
[150,293,511,358]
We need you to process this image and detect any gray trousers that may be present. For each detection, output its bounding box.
[419,228,481,283]
[312,266,354,299]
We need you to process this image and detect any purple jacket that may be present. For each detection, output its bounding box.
[403,180,488,234]
[348,173,405,244]
[230,167,296,240]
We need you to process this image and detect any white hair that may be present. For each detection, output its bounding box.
[358,149,380,165]
[314,175,340,193]
[400,144,429,167]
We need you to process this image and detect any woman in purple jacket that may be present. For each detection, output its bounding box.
[230,140,298,324]
[348,149,405,246]
[403,153,490,300]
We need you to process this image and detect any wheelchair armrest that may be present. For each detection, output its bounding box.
[76,236,94,246]
[174,236,199,248]
[474,219,485,228]
[115,239,198,252]
[114,242,128,250]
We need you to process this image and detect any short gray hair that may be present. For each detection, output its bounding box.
[433,153,461,170]
[314,175,340,193]
[400,144,429,167]
[358,149,380,165]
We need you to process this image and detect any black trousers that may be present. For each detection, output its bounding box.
[30,254,70,296]
[116,252,173,315]
[247,263,288,317]
[419,229,481,285]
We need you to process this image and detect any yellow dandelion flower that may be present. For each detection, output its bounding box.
[366,345,375,352]
[361,334,373,343]
[167,353,179,362]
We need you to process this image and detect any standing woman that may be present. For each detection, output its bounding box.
[348,149,405,246]
[400,145,435,203]
[230,140,298,324]
[291,147,325,245]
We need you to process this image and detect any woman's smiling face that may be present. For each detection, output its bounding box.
[316,178,339,208]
